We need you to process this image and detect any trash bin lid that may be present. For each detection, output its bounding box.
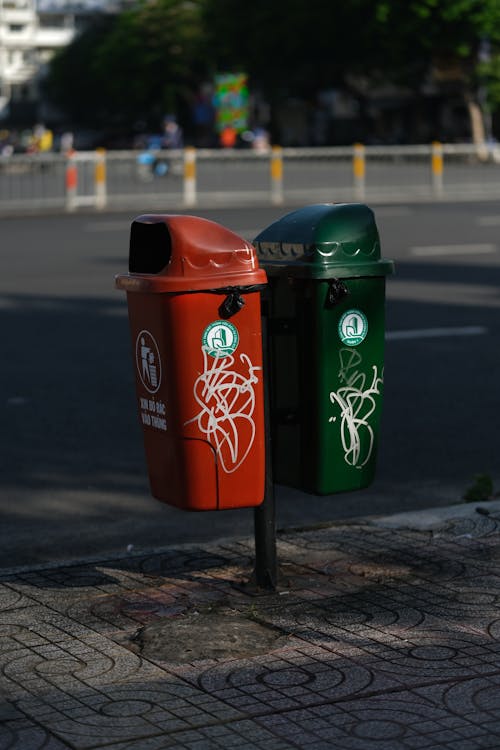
[253,203,394,279]
[116,214,267,293]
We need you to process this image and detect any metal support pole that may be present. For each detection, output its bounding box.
[252,295,278,590]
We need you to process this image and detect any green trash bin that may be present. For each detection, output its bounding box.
[253,203,394,495]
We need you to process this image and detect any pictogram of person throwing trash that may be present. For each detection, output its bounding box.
[136,331,161,392]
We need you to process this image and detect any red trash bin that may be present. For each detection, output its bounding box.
[116,214,268,511]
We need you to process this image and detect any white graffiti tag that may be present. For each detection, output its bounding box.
[329,348,383,468]
[185,348,261,473]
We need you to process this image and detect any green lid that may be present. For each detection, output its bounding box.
[253,203,394,279]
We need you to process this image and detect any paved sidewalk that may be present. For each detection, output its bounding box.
[3,500,500,749]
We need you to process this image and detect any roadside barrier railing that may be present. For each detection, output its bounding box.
[1,142,500,214]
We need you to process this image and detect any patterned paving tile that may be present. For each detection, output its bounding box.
[256,689,500,749]
[3,517,500,748]
[0,712,72,749]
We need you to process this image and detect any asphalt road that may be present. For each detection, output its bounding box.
[2,200,499,568]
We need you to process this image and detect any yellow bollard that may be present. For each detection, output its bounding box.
[431,141,444,197]
[94,148,107,210]
[183,147,197,207]
[270,146,284,205]
[65,149,78,212]
[353,143,366,200]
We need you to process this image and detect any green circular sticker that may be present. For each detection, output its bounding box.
[202,320,239,357]
[338,309,368,346]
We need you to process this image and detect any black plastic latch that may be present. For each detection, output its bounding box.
[325,279,349,308]
[219,291,245,319]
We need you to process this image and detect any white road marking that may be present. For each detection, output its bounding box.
[477,215,500,226]
[372,206,414,217]
[410,243,496,257]
[84,221,129,232]
[386,326,487,341]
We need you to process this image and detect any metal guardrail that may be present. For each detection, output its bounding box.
[1,142,500,214]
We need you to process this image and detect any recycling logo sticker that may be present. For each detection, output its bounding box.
[202,320,239,357]
[338,309,368,347]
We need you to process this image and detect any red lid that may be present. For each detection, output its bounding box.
[115,214,267,293]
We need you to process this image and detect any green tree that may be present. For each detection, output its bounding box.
[373,0,500,143]
[202,0,375,97]
[46,0,207,131]
[204,0,500,143]
[45,14,115,126]
[48,0,500,142]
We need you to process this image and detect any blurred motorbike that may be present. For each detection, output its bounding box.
[136,135,170,181]
[135,119,183,181]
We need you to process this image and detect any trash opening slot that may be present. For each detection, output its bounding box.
[129,221,172,274]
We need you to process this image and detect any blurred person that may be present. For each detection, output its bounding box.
[28,124,53,154]
[38,126,53,153]
[136,116,183,180]
[220,124,237,148]
[192,90,215,146]
[60,131,74,154]
[0,129,13,157]
[162,115,183,149]
[252,127,270,152]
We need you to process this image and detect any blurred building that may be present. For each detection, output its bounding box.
[0,0,133,123]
